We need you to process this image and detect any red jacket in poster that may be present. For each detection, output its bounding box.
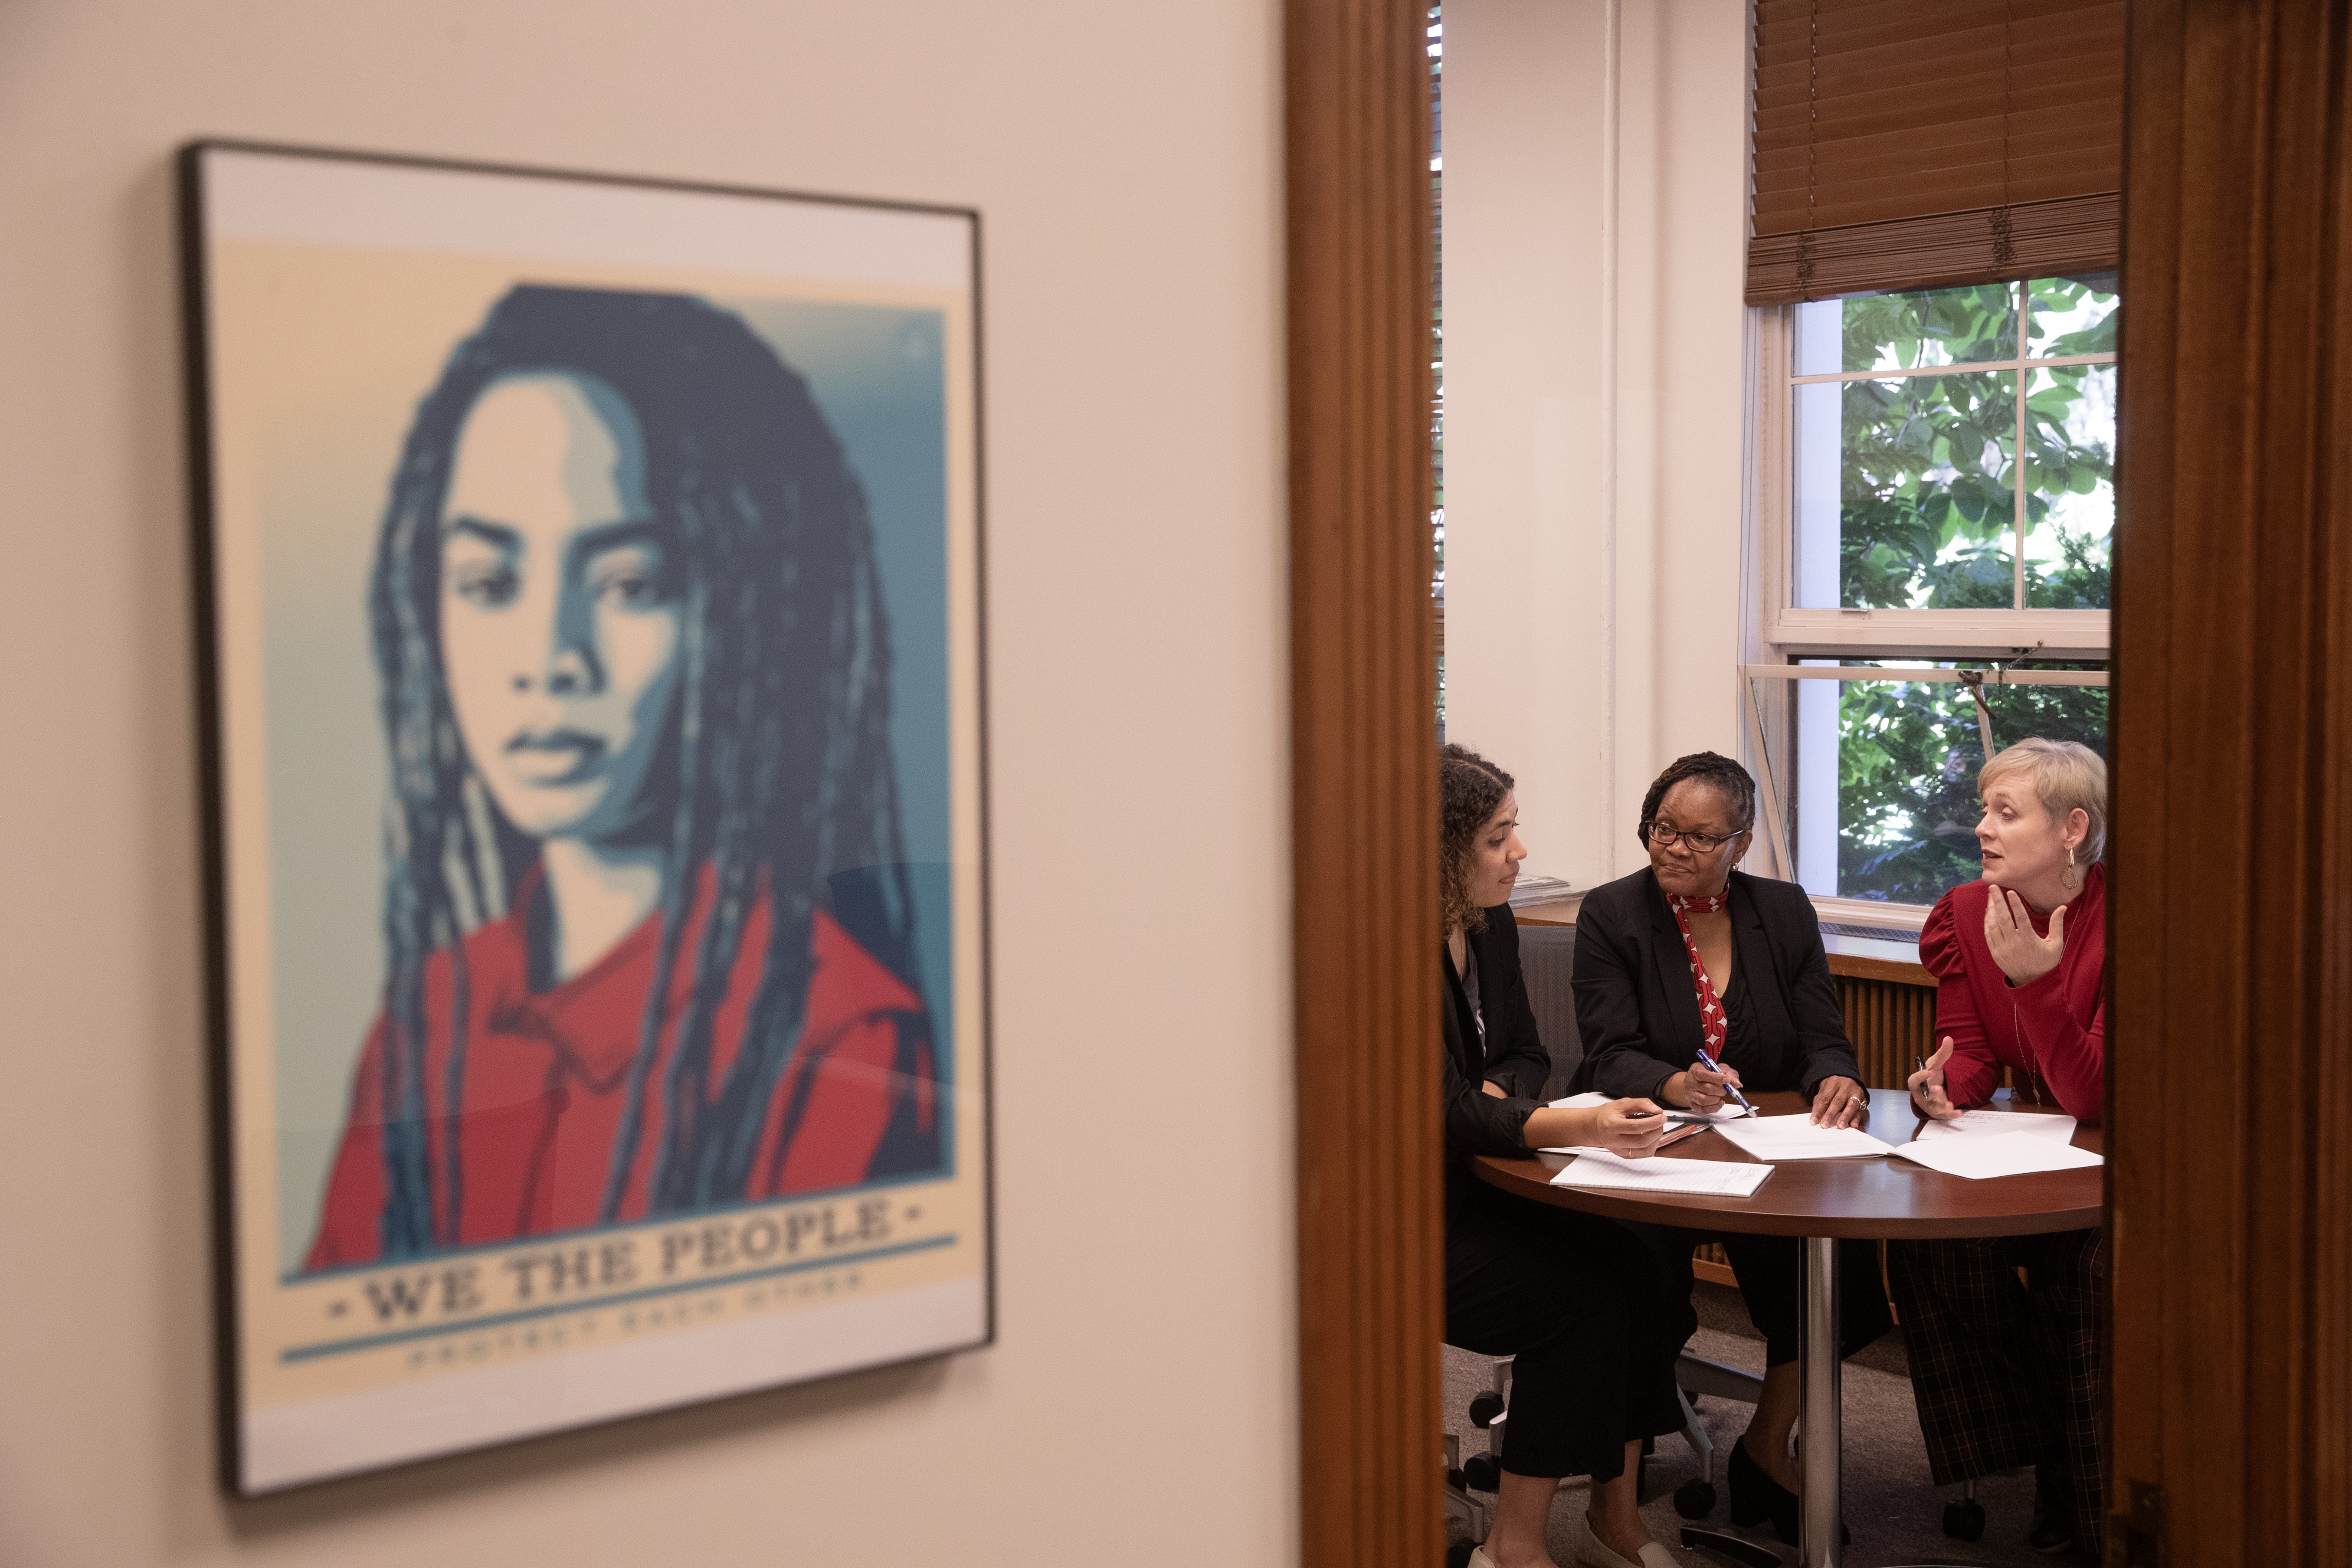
[305,868,936,1270]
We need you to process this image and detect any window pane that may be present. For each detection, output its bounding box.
[1792,283,2018,376]
[1792,372,2017,609]
[2021,363,2115,608]
[1785,666,2110,905]
[2025,272,2119,358]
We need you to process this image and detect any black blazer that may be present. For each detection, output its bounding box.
[1569,867,1860,1103]
[1441,911,1551,1224]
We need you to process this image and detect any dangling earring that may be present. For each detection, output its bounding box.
[2063,844,2079,890]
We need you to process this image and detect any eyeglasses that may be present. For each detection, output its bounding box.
[1641,821,1746,854]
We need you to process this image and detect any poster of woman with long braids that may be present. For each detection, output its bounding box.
[183,144,989,1493]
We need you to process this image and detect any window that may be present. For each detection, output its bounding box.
[1750,278,2118,912]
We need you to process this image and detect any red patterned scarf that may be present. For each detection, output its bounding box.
[1666,890,1730,1059]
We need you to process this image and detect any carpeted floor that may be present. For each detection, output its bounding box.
[1443,1282,2096,1568]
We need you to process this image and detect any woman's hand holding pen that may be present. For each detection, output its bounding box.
[1663,1060,1743,1113]
[1909,1037,1962,1121]
[1589,1099,1670,1158]
[1522,1097,1671,1157]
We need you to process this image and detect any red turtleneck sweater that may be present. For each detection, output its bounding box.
[1918,862,2106,1123]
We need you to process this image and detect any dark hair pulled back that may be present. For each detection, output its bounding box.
[1439,743,1516,937]
[1635,751,1757,852]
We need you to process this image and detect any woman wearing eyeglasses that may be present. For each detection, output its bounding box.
[1569,752,1890,1546]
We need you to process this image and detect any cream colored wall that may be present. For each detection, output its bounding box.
[0,3,1297,1563]
[1443,0,1753,889]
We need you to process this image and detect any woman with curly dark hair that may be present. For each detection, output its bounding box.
[1569,751,1887,1545]
[1439,744,1690,1568]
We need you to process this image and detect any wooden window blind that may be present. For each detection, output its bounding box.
[1748,0,2124,305]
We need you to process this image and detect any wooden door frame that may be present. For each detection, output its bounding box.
[1286,1,1444,1563]
[1284,3,2352,1563]
[2110,3,2352,1562]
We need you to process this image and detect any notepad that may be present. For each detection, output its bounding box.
[1549,1092,1611,1110]
[1710,1115,1891,1162]
[1887,1131,2103,1180]
[1913,1109,2079,1144]
[1549,1150,1774,1197]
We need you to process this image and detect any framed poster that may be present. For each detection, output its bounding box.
[180,141,991,1494]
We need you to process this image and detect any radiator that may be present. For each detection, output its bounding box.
[1836,974,1938,1090]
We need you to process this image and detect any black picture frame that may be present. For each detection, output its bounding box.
[179,139,994,1494]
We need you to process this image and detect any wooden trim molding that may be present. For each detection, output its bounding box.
[2110,3,2352,1561]
[1287,0,1441,1562]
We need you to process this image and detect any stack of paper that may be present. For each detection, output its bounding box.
[1507,874,1579,907]
[1711,1115,1890,1162]
[1550,1150,1774,1197]
[1888,1131,2103,1180]
[1549,1092,1611,1110]
[1670,1103,1755,1123]
[1913,1109,2078,1145]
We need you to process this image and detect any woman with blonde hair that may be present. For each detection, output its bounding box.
[1894,737,2109,1556]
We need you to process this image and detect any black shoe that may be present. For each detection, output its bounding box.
[1728,1438,1798,1544]
[2030,1466,2076,1554]
[2028,1509,2075,1554]
[2032,1467,2088,1552]
[1728,1439,1850,1548]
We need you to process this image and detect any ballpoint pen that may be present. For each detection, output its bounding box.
[1692,1044,1756,1117]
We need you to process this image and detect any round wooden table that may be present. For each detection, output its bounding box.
[1474,1087,2103,1568]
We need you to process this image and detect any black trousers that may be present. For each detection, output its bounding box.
[1626,1222,1894,1370]
[1445,1190,1687,1481]
[1886,1229,2105,1553]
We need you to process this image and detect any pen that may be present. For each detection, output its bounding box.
[1693,1045,1756,1117]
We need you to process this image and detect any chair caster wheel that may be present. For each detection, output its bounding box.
[1447,1540,1478,1568]
[1469,1391,1507,1429]
[1943,1498,1986,1541]
[1463,1454,1500,1493]
[1674,1478,1717,1519]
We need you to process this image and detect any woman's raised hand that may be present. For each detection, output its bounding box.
[1595,1098,1669,1159]
[1908,1036,1962,1121]
[1984,886,2066,986]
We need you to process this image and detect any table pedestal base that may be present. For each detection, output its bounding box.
[1675,1525,1783,1567]
[1793,1235,2000,1568]
[1798,1236,1841,1568]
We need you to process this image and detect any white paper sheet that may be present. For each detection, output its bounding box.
[1549,1092,1611,1110]
[1913,1109,2078,1144]
[1549,1151,1774,1197]
[1887,1131,2104,1180]
[1710,1115,1891,1162]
